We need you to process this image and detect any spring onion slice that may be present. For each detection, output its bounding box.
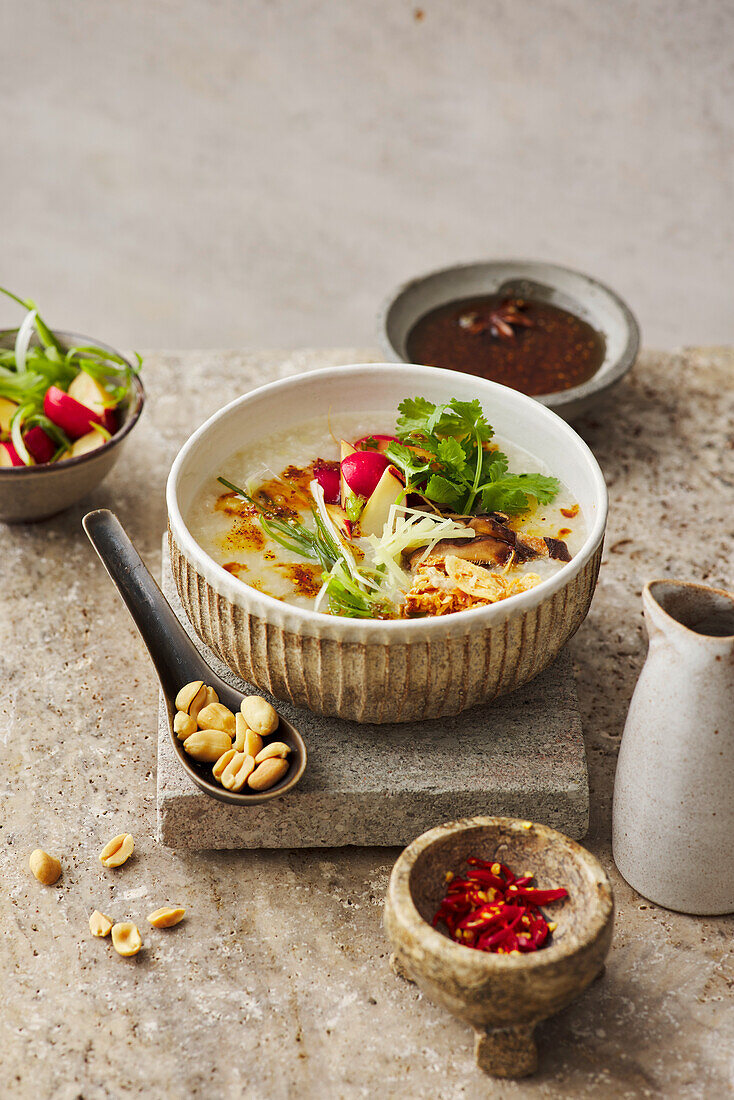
[10,404,33,465]
[309,479,380,592]
[14,309,37,375]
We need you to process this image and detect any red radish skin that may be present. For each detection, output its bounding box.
[68,374,117,433]
[313,463,340,504]
[43,386,108,440]
[341,451,392,499]
[354,434,400,454]
[24,426,56,464]
[0,441,25,467]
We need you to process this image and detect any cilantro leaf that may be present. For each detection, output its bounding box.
[481,450,509,481]
[436,399,494,443]
[436,436,467,477]
[481,473,560,515]
[385,441,425,475]
[396,396,436,436]
[391,394,559,517]
[424,474,465,507]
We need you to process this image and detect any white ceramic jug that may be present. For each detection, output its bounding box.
[613,579,734,914]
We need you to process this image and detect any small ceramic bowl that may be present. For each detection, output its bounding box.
[384,817,614,1078]
[166,363,607,723]
[379,260,640,420]
[0,330,144,524]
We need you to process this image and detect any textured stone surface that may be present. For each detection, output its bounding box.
[1,347,733,1099]
[159,542,588,847]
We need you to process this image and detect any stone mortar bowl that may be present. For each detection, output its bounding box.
[0,329,144,523]
[384,816,614,1078]
[166,363,607,723]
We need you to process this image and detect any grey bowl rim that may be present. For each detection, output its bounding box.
[0,328,145,478]
[387,816,615,972]
[377,258,641,410]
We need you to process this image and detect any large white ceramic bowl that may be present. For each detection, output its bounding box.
[167,364,607,723]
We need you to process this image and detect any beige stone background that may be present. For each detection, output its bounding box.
[2,0,734,348]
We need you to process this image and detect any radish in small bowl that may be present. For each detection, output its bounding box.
[0,286,144,522]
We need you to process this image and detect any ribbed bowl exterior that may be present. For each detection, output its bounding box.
[170,531,602,724]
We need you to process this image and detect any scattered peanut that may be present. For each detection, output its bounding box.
[147,906,186,928]
[212,748,237,781]
[175,680,204,713]
[29,849,62,885]
[221,752,256,792]
[254,742,291,764]
[111,921,142,957]
[89,910,114,937]
[197,701,236,735]
[99,833,135,868]
[203,686,219,707]
[248,756,289,791]
[183,729,232,763]
[240,695,279,736]
[174,711,197,740]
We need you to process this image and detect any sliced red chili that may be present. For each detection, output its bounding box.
[433,856,567,956]
[514,887,568,905]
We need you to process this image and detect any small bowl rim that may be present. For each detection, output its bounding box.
[166,362,608,639]
[377,257,640,410]
[0,329,145,477]
[387,816,614,971]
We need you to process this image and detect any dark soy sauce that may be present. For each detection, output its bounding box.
[406,295,606,396]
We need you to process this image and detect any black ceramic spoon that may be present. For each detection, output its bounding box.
[82,508,307,805]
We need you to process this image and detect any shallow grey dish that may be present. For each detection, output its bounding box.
[0,329,144,523]
[379,259,640,420]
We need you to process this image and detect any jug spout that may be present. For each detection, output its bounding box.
[643,579,734,650]
[613,579,734,915]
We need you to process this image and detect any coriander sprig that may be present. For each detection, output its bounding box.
[386,396,559,516]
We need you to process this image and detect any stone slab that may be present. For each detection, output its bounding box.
[157,539,589,847]
[4,349,734,1099]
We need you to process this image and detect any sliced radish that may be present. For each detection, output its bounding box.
[324,502,352,539]
[68,430,108,458]
[341,450,392,500]
[24,426,56,464]
[68,373,117,432]
[358,466,404,537]
[0,397,18,436]
[43,385,107,440]
[312,461,340,504]
[354,434,400,453]
[0,441,26,467]
[340,439,356,510]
